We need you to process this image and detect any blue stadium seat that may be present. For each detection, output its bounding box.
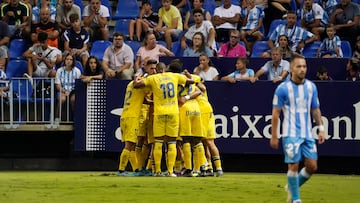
[6,60,28,79]
[303,41,321,58]
[9,39,30,60]
[113,0,139,20]
[125,41,141,56]
[203,0,216,16]
[149,0,162,12]
[101,0,112,16]
[231,0,241,6]
[114,19,131,37]
[250,41,269,58]
[90,40,112,61]
[171,41,184,57]
[11,79,33,103]
[75,60,84,73]
[157,40,167,47]
[341,40,352,58]
[73,0,84,15]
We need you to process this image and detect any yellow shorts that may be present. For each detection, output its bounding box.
[153,114,179,138]
[179,100,203,137]
[120,117,139,143]
[201,112,216,139]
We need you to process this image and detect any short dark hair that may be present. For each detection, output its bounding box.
[69,13,80,23]
[168,61,182,73]
[142,0,151,6]
[146,59,158,65]
[113,32,125,39]
[317,66,328,74]
[38,32,48,42]
[193,8,203,15]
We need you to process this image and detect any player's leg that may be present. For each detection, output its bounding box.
[153,115,166,176]
[118,117,138,176]
[165,114,180,176]
[299,139,319,186]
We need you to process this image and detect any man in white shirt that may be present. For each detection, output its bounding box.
[83,0,110,41]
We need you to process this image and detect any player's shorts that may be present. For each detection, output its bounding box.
[202,112,215,139]
[179,100,203,137]
[138,104,150,137]
[120,117,139,143]
[153,113,179,138]
[282,136,318,163]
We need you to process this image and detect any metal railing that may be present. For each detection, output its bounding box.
[0,78,74,131]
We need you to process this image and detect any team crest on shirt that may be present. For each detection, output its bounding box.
[81,35,85,40]
[17,10,21,15]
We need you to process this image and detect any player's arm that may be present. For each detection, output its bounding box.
[311,107,325,144]
[270,107,281,149]
[251,68,265,83]
[133,76,145,88]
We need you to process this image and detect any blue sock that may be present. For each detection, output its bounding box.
[287,170,300,201]
[298,167,311,187]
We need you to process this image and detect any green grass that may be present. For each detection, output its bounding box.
[0,172,359,203]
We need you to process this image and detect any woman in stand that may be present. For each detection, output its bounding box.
[193,54,219,81]
[183,32,213,57]
[80,56,103,83]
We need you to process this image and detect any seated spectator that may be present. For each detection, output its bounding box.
[251,47,290,83]
[263,0,291,34]
[31,7,60,48]
[55,53,82,123]
[315,0,338,17]
[183,32,213,57]
[32,0,56,23]
[353,36,360,59]
[63,13,90,67]
[268,11,317,54]
[239,0,265,55]
[0,0,30,39]
[316,24,342,58]
[300,0,329,41]
[102,32,134,80]
[262,34,294,58]
[134,32,173,74]
[183,0,211,30]
[55,0,81,33]
[154,0,183,49]
[83,0,110,41]
[128,1,159,42]
[217,30,247,57]
[346,57,360,81]
[221,57,254,83]
[330,0,360,50]
[213,0,241,44]
[193,54,219,81]
[316,65,333,80]
[23,32,61,80]
[0,20,9,70]
[181,8,216,51]
[80,56,104,83]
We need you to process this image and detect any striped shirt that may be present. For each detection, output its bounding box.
[241,6,264,30]
[319,35,343,57]
[300,3,329,27]
[55,67,82,92]
[273,79,320,138]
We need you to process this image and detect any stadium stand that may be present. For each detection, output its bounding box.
[157,40,167,48]
[9,39,30,60]
[171,41,184,57]
[265,19,286,40]
[114,19,131,37]
[73,0,84,15]
[341,40,352,58]
[303,41,321,58]
[90,40,112,61]
[250,41,269,58]
[6,60,28,79]
[125,40,141,56]
[11,79,33,103]
[112,0,139,20]
[203,0,217,16]
[149,0,162,12]
[101,0,112,16]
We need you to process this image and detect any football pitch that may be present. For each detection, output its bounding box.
[0,172,359,203]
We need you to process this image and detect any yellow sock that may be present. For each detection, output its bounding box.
[129,150,138,171]
[167,142,177,174]
[207,158,213,170]
[118,149,130,171]
[146,156,152,170]
[135,146,142,169]
[195,143,207,168]
[182,142,192,170]
[153,140,163,173]
[213,156,222,170]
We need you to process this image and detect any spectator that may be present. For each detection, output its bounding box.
[55,0,81,33]
[213,0,241,44]
[55,53,82,123]
[239,0,265,54]
[83,0,110,41]
[183,0,211,30]
[330,0,360,50]
[315,0,338,17]
[217,30,247,57]
[221,57,254,83]
[300,0,329,41]
[268,11,317,54]
[251,47,290,83]
[23,32,61,80]
[262,34,294,58]
[32,0,56,23]
[316,65,333,80]
[193,54,219,81]
[154,0,183,49]
[134,32,173,74]
[353,36,360,59]
[31,7,60,48]
[263,0,291,34]
[0,20,9,70]
[183,32,213,57]
[346,57,360,81]
[102,32,134,80]
[63,13,90,67]
[80,56,103,83]
[316,24,342,58]
[0,0,30,39]
[181,8,216,51]
[128,1,159,42]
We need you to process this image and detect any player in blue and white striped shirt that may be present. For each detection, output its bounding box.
[271,54,326,203]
